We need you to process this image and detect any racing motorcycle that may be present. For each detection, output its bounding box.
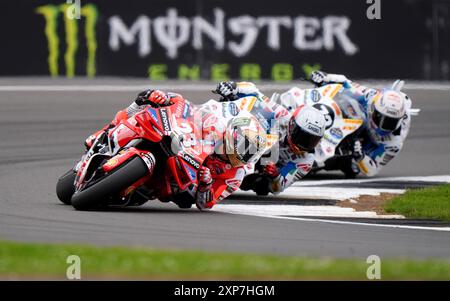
[275,80,420,178]
[272,83,365,178]
[56,98,210,210]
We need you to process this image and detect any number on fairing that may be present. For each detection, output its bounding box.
[313,103,335,129]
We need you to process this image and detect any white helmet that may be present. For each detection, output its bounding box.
[288,106,326,153]
[367,90,406,132]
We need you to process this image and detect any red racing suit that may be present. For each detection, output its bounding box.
[197,155,245,209]
[194,99,251,209]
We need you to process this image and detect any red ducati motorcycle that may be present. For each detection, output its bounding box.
[56,99,209,210]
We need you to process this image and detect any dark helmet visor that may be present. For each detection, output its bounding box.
[372,110,402,131]
[289,119,322,151]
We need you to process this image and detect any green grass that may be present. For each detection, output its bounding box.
[0,240,450,280]
[384,184,450,221]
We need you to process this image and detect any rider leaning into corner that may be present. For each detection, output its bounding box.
[85,89,267,210]
[213,81,326,196]
[298,70,413,177]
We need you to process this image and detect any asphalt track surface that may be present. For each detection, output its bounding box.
[0,80,449,258]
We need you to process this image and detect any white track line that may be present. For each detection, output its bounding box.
[236,187,404,200]
[215,210,450,232]
[293,175,450,187]
[215,175,450,231]
[214,204,403,219]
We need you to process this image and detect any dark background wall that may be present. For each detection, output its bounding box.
[0,0,449,80]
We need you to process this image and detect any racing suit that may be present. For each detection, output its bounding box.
[216,82,315,195]
[195,100,249,209]
[298,73,412,176]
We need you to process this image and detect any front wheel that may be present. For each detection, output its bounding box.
[56,170,76,205]
[71,157,149,211]
[341,159,359,179]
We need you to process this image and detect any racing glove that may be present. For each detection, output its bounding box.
[198,166,213,187]
[311,71,350,87]
[135,89,171,106]
[352,140,364,162]
[310,71,328,86]
[214,81,238,101]
[263,162,281,180]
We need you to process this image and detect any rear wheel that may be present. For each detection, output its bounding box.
[71,157,149,211]
[56,170,76,205]
[241,174,271,196]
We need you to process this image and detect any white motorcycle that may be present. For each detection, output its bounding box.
[273,80,420,178]
[271,83,363,177]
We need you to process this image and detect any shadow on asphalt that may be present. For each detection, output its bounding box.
[57,203,221,214]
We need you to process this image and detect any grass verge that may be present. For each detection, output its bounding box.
[0,240,449,280]
[384,184,450,221]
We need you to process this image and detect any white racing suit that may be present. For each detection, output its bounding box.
[230,82,315,194]
[279,76,412,177]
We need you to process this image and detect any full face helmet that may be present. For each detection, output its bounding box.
[287,106,326,154]
[367,90,406,132]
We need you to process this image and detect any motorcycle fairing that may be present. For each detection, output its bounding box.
[315,118,363,164]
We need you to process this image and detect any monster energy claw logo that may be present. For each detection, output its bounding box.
[36,3,98,77]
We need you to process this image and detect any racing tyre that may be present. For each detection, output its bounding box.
[341,163,358,179]
[56,169,76,205]
[71,157,149,211]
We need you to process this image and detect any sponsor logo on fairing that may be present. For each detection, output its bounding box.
[310,90,321,102]
[329,127,343,139]
[182,153,201,169]
[226,102,239,116]
[159,108,171,132]
[182,104,190,119]
[323,134,338,145]
[185,165,197,180]
[147,108,160,123]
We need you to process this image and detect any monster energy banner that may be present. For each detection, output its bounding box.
[0,0,446,79]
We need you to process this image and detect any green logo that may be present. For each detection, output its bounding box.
[36,3,98,77]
